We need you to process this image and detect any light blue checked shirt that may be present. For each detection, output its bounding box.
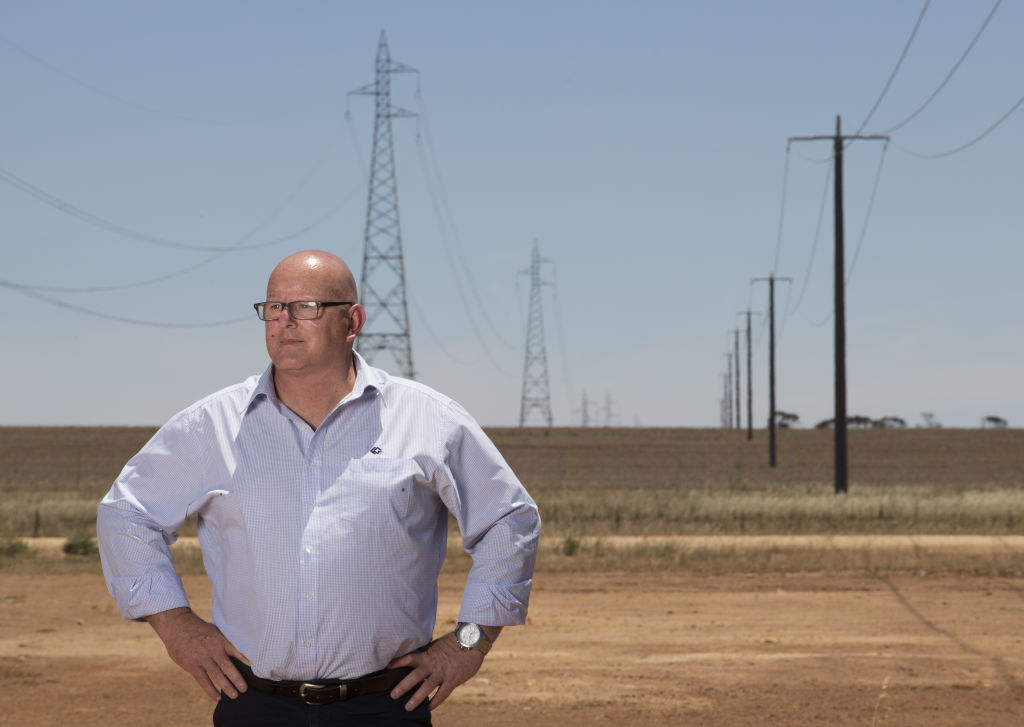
[97,353,540,681]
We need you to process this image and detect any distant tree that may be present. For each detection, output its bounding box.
[774,410,799,428]
[920,412,942,429]
[872,416,907,429]
[815,415,895,429]
[981,415,1008,429]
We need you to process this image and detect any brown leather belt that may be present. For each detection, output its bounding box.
[235,660,414,706]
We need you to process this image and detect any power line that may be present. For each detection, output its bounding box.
[2,135,360,327]
[18,254,225,294]
[777,277,796,344]
[547,263,578,419]
[771,143,792,274]
[13,181,363,294]
[406,274,515,375]
[3,130,360,330]
[406,289,496,368]
[846,141,890,286]
[344,107,371,184]
[0,32,217,125]
[414,89,518,350]
[786,157,832,318]
[892,93,1024,159]
[879,0,1003,136]
[853,0,932,137]
[751,289,772,353]
[412,127,515,371]
[0,164,348,253]
[786,141,889,323]
[0,277,250,328]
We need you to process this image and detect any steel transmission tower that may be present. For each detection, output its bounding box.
[349,31,417,378]
[518,241,553,426]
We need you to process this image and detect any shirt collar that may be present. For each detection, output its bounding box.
[349,350,388,408]
[241,351,388,416]
[243,364,277,414]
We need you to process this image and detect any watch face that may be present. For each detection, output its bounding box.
[458,622,481,646]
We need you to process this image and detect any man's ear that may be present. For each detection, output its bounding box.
[347,304,367,342]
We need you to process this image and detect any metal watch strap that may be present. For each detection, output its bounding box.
[456,623,492,655]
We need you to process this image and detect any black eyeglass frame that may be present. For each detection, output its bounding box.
[253,300,354,321]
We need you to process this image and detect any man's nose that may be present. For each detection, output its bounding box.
[279,305,298,323]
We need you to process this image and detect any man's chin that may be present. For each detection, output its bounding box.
[270,356,308,373]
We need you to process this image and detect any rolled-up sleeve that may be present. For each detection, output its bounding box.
[440,404,541,626]
[97,411,208,620]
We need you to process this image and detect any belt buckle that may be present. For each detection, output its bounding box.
[299,682,346,706]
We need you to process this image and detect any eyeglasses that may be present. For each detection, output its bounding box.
[253,301,353,321]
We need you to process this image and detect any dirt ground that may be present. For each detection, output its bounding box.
[2,555,1023,727]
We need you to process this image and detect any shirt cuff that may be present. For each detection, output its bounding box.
[457,578,533,626]
[104,567,191,621]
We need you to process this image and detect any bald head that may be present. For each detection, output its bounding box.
[263,250,366,388]
[267,250,358,302]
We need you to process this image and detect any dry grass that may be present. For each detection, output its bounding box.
[2,425,1022,574]
[537,485,1024,536]
[488,427,1024,540]
[527,535,1024,575]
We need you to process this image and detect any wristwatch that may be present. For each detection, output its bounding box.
[454,622,492,655]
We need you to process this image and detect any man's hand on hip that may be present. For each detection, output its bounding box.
[146,607,250,702]
[387,626,501,712]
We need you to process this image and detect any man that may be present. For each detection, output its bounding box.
[97,250,541,725]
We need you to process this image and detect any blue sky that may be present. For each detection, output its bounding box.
[1,1,1020,429]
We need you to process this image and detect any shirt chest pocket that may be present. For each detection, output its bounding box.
[333,457,417,523]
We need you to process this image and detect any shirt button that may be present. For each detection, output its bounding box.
[307,503,315,511]
[309,460,318,467]
[306,593,313,601]
[304,641,311,648]
[305,546,313,554]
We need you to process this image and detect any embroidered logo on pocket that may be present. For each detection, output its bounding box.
[370,446,382,454]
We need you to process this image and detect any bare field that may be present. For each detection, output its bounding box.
[2,425,1022,541]
[490,426,1024,491]
[3,425,1022,496]
[2,569,1023,726]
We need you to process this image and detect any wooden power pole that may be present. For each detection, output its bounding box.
[737,310,759,442]
[789,115,888,494]
[752,275,791,467]
[731,329,742,430]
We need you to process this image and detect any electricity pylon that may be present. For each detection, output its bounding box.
[349,31,417,378]
[518,241,553,427]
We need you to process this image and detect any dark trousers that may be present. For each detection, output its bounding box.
[213,685,432,727]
